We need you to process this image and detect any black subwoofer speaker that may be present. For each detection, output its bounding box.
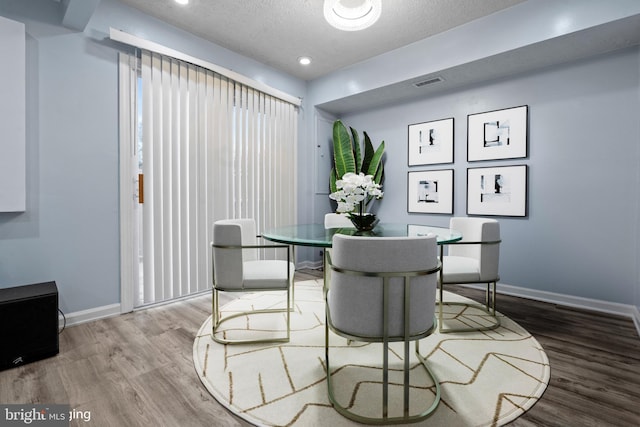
[0,281,59,371]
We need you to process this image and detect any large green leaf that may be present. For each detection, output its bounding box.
[361,132,375,178]
[365,140,385,207]
[332,120,356,181]
[329,120,385,200]
[329,167,338,193]
[367,140,385,181]
[350,126,362,174]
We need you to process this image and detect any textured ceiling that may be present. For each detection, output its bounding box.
[118,0,525,80]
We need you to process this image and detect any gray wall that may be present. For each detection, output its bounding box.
[329,47,640,306]
[0,0,305,314]
[302,1,640,323]
[0,0,638,325]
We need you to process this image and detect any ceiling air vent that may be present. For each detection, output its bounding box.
[413,76,444,88]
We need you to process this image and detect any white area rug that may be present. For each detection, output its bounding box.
[193,280,549,426]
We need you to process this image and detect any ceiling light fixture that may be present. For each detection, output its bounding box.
[175,0,189,5]
[298,56,312,66]
[323,0,381,32]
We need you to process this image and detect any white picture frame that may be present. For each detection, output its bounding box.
[407,169,454,214]
[467,165,528,217]
[408,118,454,166]
[467,105,528,161]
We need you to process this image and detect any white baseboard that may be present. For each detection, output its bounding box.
[296,260,322,270]
[463,282,640,337]
[495,282,636,316]
[58,290,213,329]
[59,303,121,328]
[57,279,640,339]
[633,306,640,338]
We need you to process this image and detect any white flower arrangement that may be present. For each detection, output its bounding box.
[329,172,383,215]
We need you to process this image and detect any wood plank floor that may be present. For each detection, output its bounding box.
[1,269,638,426]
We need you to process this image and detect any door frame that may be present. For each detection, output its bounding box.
[118,53,138,314]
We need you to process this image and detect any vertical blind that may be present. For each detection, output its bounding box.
[133,51,297,306]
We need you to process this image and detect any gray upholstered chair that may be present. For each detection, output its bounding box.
[324,212,353,228]
[211,218,294,344]
[324,234,441,424]
[440,217,501,333]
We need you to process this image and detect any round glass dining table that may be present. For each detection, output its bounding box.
[262,223,462,248]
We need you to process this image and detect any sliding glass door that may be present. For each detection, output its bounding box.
[119,51,298,310]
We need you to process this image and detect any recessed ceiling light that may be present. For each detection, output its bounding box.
[298,56,312,66]
[324,0,381,32]
[175,0,189,5]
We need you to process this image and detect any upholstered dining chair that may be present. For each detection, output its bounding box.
[440,217,501,333]
[211,218,294,344]
[324,234,441,424]
[324,212,353,228]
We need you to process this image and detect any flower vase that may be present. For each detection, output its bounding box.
[348,213,379,231]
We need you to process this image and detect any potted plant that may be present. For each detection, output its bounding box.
[329,120,385,230]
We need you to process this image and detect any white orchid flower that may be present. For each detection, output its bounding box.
[329,172,384,214]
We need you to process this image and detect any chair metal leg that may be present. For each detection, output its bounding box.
[212,288,220,330]
[438,278,444,333]
[326,339,441,425]
[415,339,442,415]
[286,280,291,341]
[437,245,445,333]
[326,310,441,424]
[486,281,497,316]
[211,286,292,345]
[290,245,296,312]
[438,281,500,333]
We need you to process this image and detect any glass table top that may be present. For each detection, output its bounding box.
[262,223,462,248]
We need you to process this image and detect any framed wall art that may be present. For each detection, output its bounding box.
[408,117,454,166]
[467,105,528,161]
[467,165,527,217]
[407,169,454,214]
